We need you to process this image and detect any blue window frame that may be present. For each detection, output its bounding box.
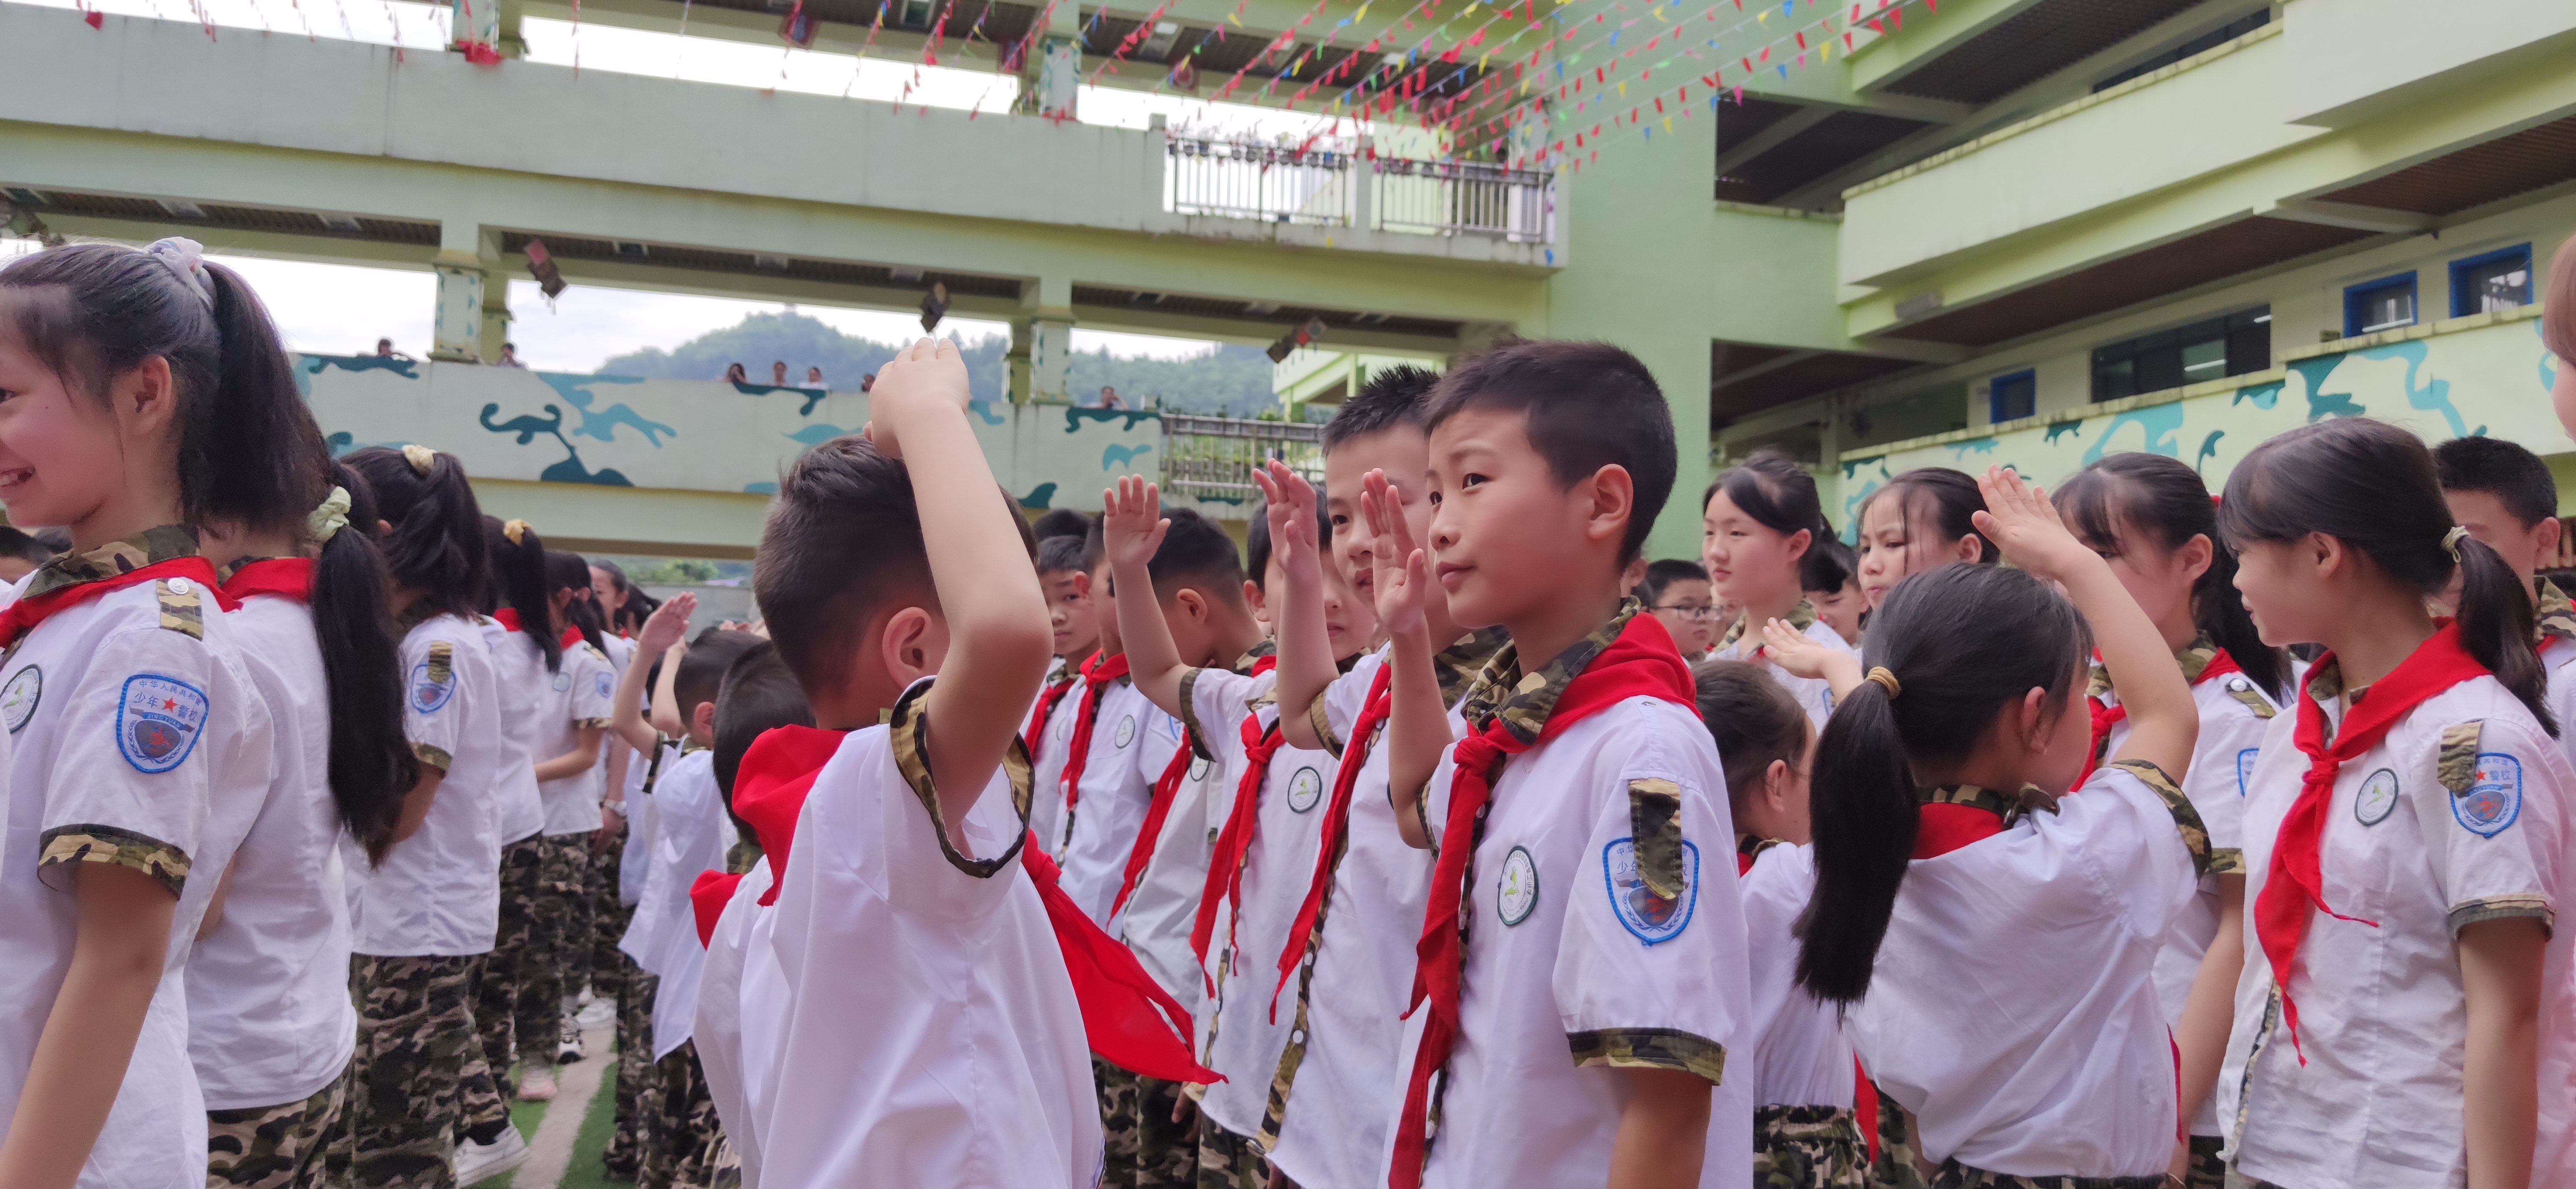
[1989,369,2036,424]
[2450,245,2533,317]
[2343,272,2417,338]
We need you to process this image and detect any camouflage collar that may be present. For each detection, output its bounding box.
[1435,626,1512,708]
[2088,632,2228,702]
[2305,656,2349,707]
[214,555,281,585]
[24,525,201,600]
[2537,578,2576,648]
[1234,637,1278,675]
[1457,602,1639,747]
[1717,599,1817,651]
[1917,781,2055,822]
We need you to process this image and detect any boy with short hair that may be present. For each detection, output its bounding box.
[1378,340,1752,1189]
[1251,364,1510,1189]
[1040,533,1104,673]
[1634,558,1717,659]
[1046,518,1159,926]
[730,338,1094,1186]
[1027,529,1105,852]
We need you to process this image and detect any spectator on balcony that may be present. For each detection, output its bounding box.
[725,363,749,385]
[1094,385,1127,410]
[498,343,528,369]
[772,361,790,387]
[805,366,827,391]
[375,337,394,357]
[860,373,877,393]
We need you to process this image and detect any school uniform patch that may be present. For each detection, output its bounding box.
[594,671,612,699]
[552,671,572,692]
[2452,754,2523,838]
[0,666,38,733]
[1114,714,1136,748]
[117,673,209,773]
[2354,768,2399,826]
[411,660,458,714]
[1286,766,1323,813]
[1189,757,1211,781]
[1602,836,1700,945]
[2236,748,2260,797]
[1497,845,1538,926]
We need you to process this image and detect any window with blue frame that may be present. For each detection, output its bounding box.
[1988,370,2036,423]
[2450,245,2532,317]
[2343,273,2418,338]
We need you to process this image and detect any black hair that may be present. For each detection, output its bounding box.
[1423,341,1677,565]
[712,641,816,845]
[2433,435,2560,531]
[1693,658,1810,816]
[0,528,51,565]
[1146,507,1247,604]
[1032,508,1093,542]
[1634,559,1709,606]
[1037,534,1092,579]
[2058,454,2289,702]
[1797,565,2093,1004]
[309,461,419,865]
[0,242,319,535]
[1707,449,1836,590]
[1321,364,1442,450]
[30,528,70,555]
[676,628,768,730]
[346,446,489,621]
[1803,536,1857,595]
[2221,418,2555,733]
[547,550,607,655]
[1858,467,1999,572]
[483,517,562,672]
[1245,495,1333,592]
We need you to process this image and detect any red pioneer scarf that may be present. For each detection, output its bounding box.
[1058,651,1133,822]
[1025,672,1080,765]
[1195,709,1286,993]
[489,607,584,652]
[1390,614,1695,1189]
[221,557,313,603]
[0,556,233,650]
[2081,648,2245,785]
[1270,660,1395,1020]
[2260,624,2485,1061]
[1111,734,1200,919]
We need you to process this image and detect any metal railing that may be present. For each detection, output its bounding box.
[1161,138,1555,244]
[1372,156,1555,243]
[1164,138,1359,227]
[1160,413,1326,505]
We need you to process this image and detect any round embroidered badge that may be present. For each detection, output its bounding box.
[1190,758,1211,781]
[552,671,572,692]
[1114,715,1136,747]
[2353,767,2399,827]
[1497,845,1538,926]
[1286,766,1324,813]
[0,666,39,734]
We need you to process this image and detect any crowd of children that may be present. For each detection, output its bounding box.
[0,232,2568,1189]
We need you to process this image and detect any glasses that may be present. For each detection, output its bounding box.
[1651,604,1718,621]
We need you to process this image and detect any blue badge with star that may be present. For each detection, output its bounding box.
[411,662,456,714]
[1601,836,1700,945]
[118,674,209,774]
[2453,753,2522,837]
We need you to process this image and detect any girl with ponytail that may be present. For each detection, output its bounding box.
[474,515,561,1102]
[1795,467,2215,1186]
[2215,418,2575,1187]
[1852,466,1997,612]
[1703,448,1857,729]
[341,443,524,1180]
[0,238,322,1184]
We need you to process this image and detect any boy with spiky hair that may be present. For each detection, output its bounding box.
[735,338,1097,1187]
[1377,340,1752,1189]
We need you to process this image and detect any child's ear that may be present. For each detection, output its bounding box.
[1582,464,1637,550]
[1173,588,1208,624]
[1242,579,1268,624]
[1071,571,1092,598]
[1762,758,1794,818]
[113,356,181,435]
[690,700,718,742]
[1954,533,1988,565]
[877,605,943,689]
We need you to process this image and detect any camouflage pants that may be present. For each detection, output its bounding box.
[1755,1104,1869,1188]
[1929,1163,2169,1189]
[605,971,661,1179]
[590,829,634,1003]
[208,1070,348,1188]
[523,833,593,1064]
[1868,1080,1930,1189]
[707,1138,743,1189]
[1097,1061,1194,1189]
[1194,1118,1267,1189]
[477,834,546,1093]
[334,954,499,1189]
[637,1042,727,1189]
[2182,1136,2224,1189]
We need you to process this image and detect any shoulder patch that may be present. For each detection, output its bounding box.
[2221,675,2277,720]
[0,665,40,734]
[1602,833,1700,945]
[594,669,613,699]
[117,673,210,773]
[411,642,458,714]
[2437,722,2485,796]
[155,578,206,639]
[2453,753,2524,838]
[1626,778,1686,900]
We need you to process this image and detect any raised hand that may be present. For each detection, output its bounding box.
[1759,617,1861,691]
[1252,461,1322,584]
[862,337,972,461]
[1968,466,2093,583]
[638,591,697,657]
[1101,475,1171,574]
[1360,469,1428,636]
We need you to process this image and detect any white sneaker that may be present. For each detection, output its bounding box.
[573,998,615,1031]
[519,1067,558,1102]
[454,1127,531,1185]
[556,1012,587,1064]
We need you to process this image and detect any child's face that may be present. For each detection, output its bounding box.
[2091,522,2209,642]
[590,566,626,617]
[1321,547,1379,660]
[1425,406,1605,631]
[1042,569,1098,658]
[2033,658,2096,794]
[2446,490,2556,582]
[1090,559,1124,655]
[0,326,148,538]
[1702,489,1809,609]
[1323,426,1434,613]
[1646,576,1717,657]
[2232,537,2330,649]
[1807,577,1865,646]
[1856,491,1969,610]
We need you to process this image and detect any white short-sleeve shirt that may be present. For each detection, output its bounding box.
[755,681,1100,1189]
[617,743,692,978]
[0,548,274,1188]
[187,591,358,1111]
[2218,671,2576,1188]
[1396,695,1753,1189]
[535,641,616,837]
[478,621,549,845]
[1738,842,1854,1112]
[1109,702,1223,1016]
[1026,674,1082,858]
[641,751,733,1059]
[347,613,505,956]
[1849,762,2206,1178]
[695,861,773,1189]
[1053,677,1156,926]
[1713,611,1852,732]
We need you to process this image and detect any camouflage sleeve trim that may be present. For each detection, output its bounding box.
[2449,894,2554,938]
[888,677,1031,880]
[1175,668,1219,763]
[1567,1028,1726,1084]
[2108,758,2214,877]
[413,742,453,772]
[156,580,206,640]
[2207,847,2246,876]
[574,717,612,729]
[425,641,454,687]
[1627,778,1686,901]
[38,824,189,897]
[2436,721,2486,796]
[1308,688,1344,759]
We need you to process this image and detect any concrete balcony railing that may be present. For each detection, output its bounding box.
[1163,137,1557,245]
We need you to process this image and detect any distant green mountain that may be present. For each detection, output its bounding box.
[596,311,1280,416]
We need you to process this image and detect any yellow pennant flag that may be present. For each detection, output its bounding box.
[1663,115,1672,132]
[1226,11,1242,26]
[1617,80,1626,96]
[1355,3,1368,17]
[1756,8,1767,20]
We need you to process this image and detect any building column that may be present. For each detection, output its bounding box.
[1017,276,1076,403]
[479,261,513,364]
[430,220,486,363]
[1021,0,1080,118]
[497,0,527,58]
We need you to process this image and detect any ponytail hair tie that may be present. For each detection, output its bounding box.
[308,486,352,544]
[1864,666,1902,699]
[143,237,216,311]
[2442,526,2469,559]
[502,518,531,546]
[402,444,438,476]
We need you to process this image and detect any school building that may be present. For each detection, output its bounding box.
[2,0,2569,559]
